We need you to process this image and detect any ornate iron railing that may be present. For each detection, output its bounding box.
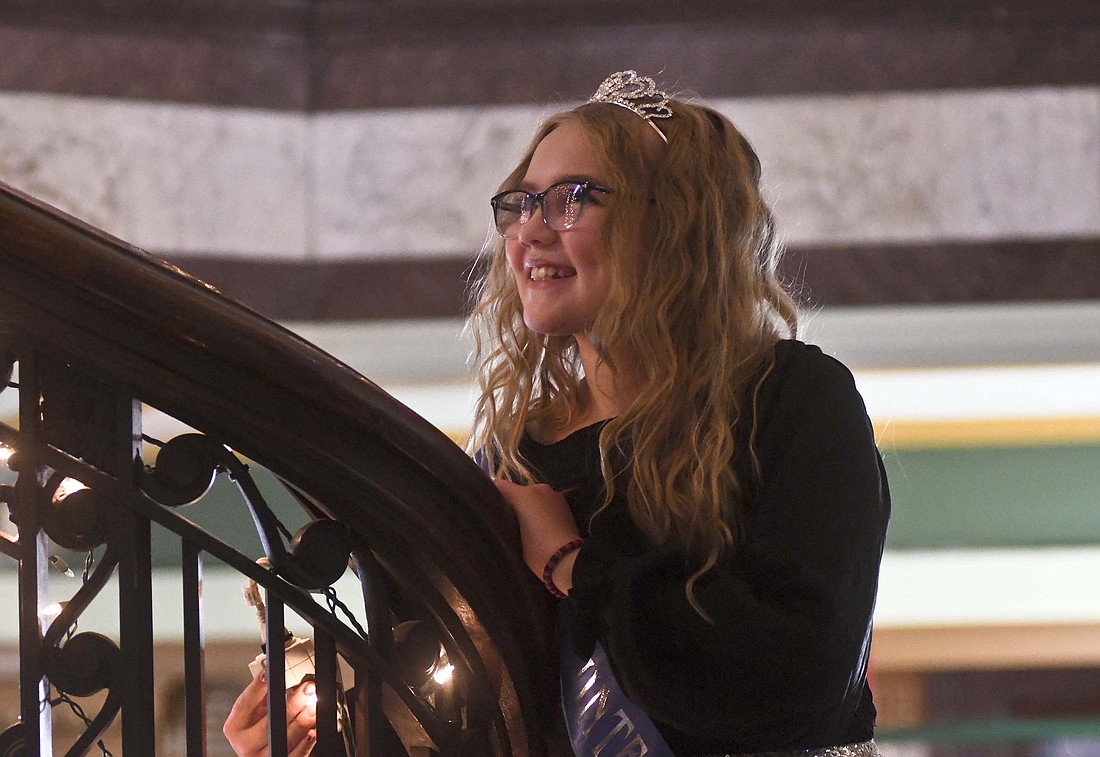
[0,181,556,755]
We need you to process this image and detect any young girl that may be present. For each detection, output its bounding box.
[225,71,889,757]
[473,71,889,756]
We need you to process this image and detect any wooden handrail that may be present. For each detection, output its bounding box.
[0,179,555,755]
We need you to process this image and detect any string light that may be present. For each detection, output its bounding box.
[39,602,65,622]
[432,663,454,686]
[53,478,88,501]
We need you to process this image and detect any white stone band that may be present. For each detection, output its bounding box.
[0,87,1096,260]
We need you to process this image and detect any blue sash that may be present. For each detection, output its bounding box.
[560,626,674,756]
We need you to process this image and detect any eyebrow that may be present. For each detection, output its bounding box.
[515,174,606,192]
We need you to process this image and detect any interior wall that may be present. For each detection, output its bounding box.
[1,1,1097,322]
[2,2,1100,750]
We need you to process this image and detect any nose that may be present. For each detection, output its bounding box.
[515,201,556,246]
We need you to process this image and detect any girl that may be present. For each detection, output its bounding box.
[473,71,889,756]
[226,70,889,757]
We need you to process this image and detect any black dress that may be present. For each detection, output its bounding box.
[518,340,891,755]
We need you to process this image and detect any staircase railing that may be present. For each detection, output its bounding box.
[0,180,555,756]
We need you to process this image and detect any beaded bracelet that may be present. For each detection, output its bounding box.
[542,538,587,599]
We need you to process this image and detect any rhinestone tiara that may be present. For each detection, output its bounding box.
[588,70,672,143]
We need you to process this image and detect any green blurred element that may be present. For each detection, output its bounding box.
[8,443,1100,571]
[882,444,1100,549]
[146,465,309,567]
[879,716,1100,745]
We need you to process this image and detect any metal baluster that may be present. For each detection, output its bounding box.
[116,398,155,754]
[182,539,207,755]
[16,353,51,755]
[266,595,288,755]
[314,629,340,754]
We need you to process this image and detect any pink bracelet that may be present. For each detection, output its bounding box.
[542,538,586,599]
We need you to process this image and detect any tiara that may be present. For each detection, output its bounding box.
[588,70,672,143]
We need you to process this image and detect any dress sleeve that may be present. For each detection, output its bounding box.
[567,343,890,747]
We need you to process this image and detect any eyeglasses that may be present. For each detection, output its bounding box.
[490,181,613,239]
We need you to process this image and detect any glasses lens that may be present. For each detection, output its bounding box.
[543,183,585,231]
[492,191,529,238]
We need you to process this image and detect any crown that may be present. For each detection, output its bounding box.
[588,70,673,143]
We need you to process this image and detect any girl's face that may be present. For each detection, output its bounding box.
[504,121,615,340]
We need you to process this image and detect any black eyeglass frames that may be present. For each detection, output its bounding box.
[490,181,613,239]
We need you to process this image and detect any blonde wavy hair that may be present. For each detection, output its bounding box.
[467,97,799,613]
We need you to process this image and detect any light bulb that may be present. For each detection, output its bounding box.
[53,477,88,501]
[432,663,454,686]
[40,602,64,622]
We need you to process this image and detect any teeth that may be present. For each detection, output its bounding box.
[529,265,575,281]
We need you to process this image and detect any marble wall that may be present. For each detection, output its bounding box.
[0,94,309,257]
[2,87,1097,261]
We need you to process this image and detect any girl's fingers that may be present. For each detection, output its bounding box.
[224,673,270,750]
[286,701,317,744]
[224,675,320,756]
[287,729,317,757]
[286,680,318,743]
[287,680,317,720]
[233,673,269,716]
[223,718,271,756]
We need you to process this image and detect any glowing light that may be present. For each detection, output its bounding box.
[54,477,88,501]
[0,445,12,464]
[432,663,454,686]
[303,691,319,707]
[40,602,64,622]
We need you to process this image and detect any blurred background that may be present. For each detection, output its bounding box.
[1,1,1099,754]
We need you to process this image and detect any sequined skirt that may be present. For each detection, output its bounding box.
[716,739,881,757]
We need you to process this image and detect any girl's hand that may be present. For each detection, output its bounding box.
[223,672,318,756]
[495,479,582,594]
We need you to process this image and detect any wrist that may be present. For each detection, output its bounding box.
[542,538,586,599]
[552,549,580,596]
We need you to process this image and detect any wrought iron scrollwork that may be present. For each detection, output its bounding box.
[0,722,27,757]
[4,383,459,755]
[0,439,124,754]
[135,433,217,507]
[140,432,354,592]
[134,429,530,753]
[285,518,353,590]
[41,473,110,551]
[43,632,120,698]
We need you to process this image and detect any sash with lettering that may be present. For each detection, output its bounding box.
[560,626,674,757]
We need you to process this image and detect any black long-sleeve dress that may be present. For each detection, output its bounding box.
[518,340,891,755]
